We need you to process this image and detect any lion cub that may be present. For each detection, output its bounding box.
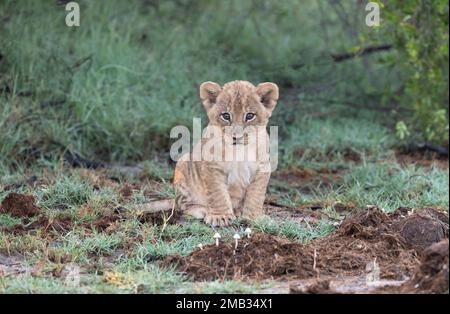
[173,80,279,226]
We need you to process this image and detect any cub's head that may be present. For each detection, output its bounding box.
[199,80,279,144]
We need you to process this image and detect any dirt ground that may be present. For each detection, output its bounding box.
[163,206,448,294]
[394,151,449,170]
[0,193,123,235]
[1,190,448,294]
[0,193,41,217]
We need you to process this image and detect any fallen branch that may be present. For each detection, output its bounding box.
[264,200,297,210]
[71,54,93,70]
[415,142,449,157]
[331,44,393,62]
[303,96,411,113]
[63,151,105,169]
[292,44,393,69]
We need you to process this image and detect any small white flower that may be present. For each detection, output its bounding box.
[233,233,241,249]
[213,232,221,246]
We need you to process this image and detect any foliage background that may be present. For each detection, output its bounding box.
[0,0,448,169]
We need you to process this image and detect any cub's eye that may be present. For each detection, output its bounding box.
[221,112,231,122]
[245,113,256,122]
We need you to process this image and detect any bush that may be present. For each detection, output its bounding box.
[376,1,449,145]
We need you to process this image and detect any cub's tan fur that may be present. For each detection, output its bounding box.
[139,80,279,226]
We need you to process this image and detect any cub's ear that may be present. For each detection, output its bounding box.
[256,82,279,111]
[199,81,222,111]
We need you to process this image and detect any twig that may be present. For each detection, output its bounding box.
[160,189,177,234]
[331,44,393,62]
[63,151,105,169]
[291,44,393,70]
[313,248,317,271]
[264,200,297,210]
[302,95,411,113]
[71,54,93,70]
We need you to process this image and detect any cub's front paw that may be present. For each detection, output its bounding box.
[241,207,264,220]
[204,212,236,227]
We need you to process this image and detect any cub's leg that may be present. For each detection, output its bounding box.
[203,163,236,226]
[174,161,208,219]
[242,171,270,219]
[175,193,208,219]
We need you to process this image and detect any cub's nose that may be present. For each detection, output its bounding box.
[232,135,244,145]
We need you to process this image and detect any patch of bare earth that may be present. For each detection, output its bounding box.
[271,166,342,195]
[266,204,326,225]
[0,253,32,277]
[163,207,448,293]
[394,151,448,169]
[0,192,126,235]
[374,239,449,294]
[0,193,41,217]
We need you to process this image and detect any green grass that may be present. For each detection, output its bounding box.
[0,0,402,169]
[1,150,447,293]
[338,162,449,211]
[38,176,95,211]
[277,113,395,171]
[0,214,23,229]
[271,161,449,213]
[253,216,335,242]
[1,105,448,293]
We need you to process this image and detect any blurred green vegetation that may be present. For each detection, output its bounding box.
[0,0,448,171]
[371,0,449,144]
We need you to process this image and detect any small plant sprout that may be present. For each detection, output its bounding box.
[233,233,241,249]
[197,243,203,250]
[244,227,252,238]
[213,232,221,246]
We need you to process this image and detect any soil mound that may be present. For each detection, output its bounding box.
[163,233,311,281]
[164,207,448,285]
[0,193,41,217]
[400,239,449,293]
[391,208,448,251]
